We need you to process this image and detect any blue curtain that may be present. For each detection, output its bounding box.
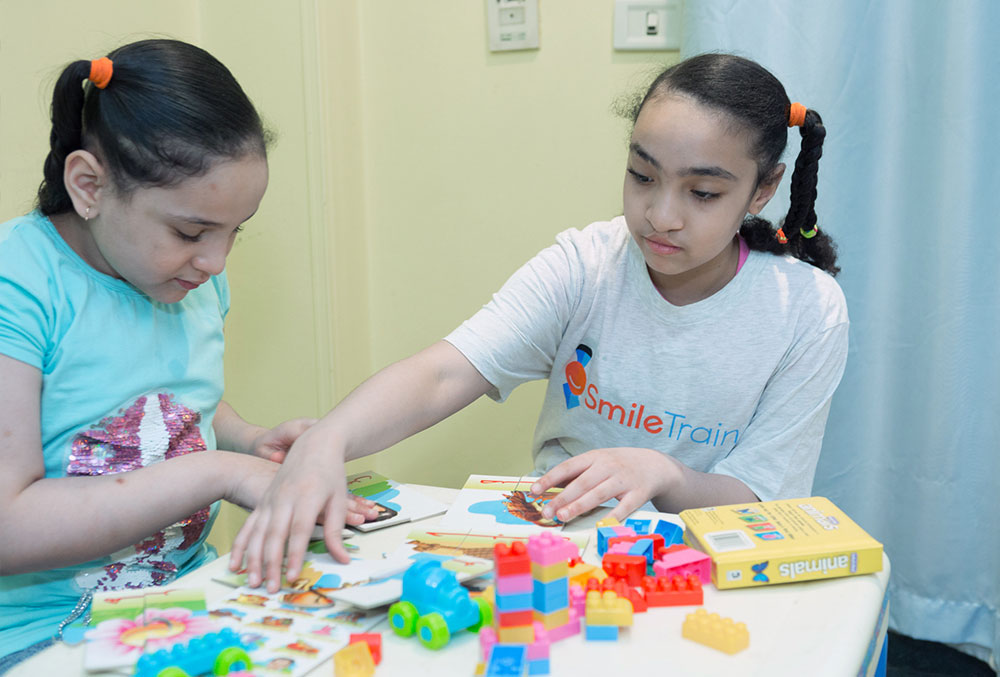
[681,0,1000,668]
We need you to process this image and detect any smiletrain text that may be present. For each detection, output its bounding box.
[581,383,740,447]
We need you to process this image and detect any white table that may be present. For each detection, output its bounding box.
[12,484,890,676]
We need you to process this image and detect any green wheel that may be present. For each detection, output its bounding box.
[416,612,450,650]
[468,596,494,633]
[213,646,253,675]
[156,668,190,677]
[388,600,419,637]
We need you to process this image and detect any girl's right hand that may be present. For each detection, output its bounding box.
[227,427,378,592]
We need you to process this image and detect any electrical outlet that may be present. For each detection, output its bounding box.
[486,0,540,52]
[613,0,682,51]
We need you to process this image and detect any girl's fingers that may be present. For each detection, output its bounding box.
[229,510,257,571]
[541,468,603,521]
[323,495,350,564]
[241,510,271,588]
[554,477,621,522]
[261,506,293,593]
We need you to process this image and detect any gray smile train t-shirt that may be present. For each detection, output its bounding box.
[445,217,848,501]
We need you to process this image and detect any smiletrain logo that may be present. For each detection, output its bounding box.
[560,343,741,446]
[562,344,592,409]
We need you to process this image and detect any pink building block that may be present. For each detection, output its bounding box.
[545,607,581,642]
[496,573,534,595]
[479,626,498,662]
[527,533,579,566]
[569,583,586,617]
[653,544,711,584]
[526,622,551,660]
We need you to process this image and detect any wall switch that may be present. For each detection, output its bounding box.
[613,0,682,51]
[486,0,539,52]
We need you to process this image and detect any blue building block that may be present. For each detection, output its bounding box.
[584,624,619,641]
[134,627,251,677]
[495,590,533,612]
[528,657,551,675]
[596,526,636,556]
[624,518,652,535]
[486,644,527,676]
[654,519,684,546]
[532,579,569,613]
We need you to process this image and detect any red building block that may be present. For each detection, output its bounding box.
[642,574,703,607]
[495,542,532,576]
[348,633,382,665]
[602,553,646,586]
[497,609,535,627]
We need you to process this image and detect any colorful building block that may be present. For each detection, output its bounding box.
[496,572,533,594]
[497,609,535,627]
[497,624,535,644]
[334,640,376,677]
[584,590,633,627]
[567,560,599,586]
[569,584,586,616]
[653,544,711,583]
[532,578,569,613]
[653,519,685,546]
[494,542,531,576]
[595,516,621,527]
[607,533,666,565]
[527,533,579,566]
[596,526,636,556]
[527,657,551,675]
[495,590,533,612]
[526,622,551,660]
[348,633,382,665]
[681,608,749,655]
[479,626,498,662]
[624,518,652,534]
[531,560,569,583]
[546,608,581,641]
[584,624,619,641]
[602,552,646,585]
[486,644,527,676]
[532,607,570,629]
[642,574,703,607]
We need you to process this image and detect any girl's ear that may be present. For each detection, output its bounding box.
[748,163,786,215]
[63,150,108,220]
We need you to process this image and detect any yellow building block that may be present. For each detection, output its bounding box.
[497,625,535,643]
[333,641,376,677]
[532,607,569,629]
[531,560,569,582]
[567,562,600,587]
[681,608,749,655]
[595,517,621,528]
[584,590,633,627]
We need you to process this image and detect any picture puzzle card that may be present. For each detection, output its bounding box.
[345,471,448,532]
[437,474,566,534]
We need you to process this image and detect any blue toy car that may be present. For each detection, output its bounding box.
[387,559,493,649]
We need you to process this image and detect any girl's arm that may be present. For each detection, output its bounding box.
[529,447,759,523]
[229,340,493,591]
[213,400,315,462]
[0,354,279,575]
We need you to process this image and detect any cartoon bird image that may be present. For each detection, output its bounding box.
[503,490,562,527]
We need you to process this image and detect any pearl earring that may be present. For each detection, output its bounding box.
[85,206,91,221]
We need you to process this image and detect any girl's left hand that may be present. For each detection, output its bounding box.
[250,418,318,463]
[530,447,679,523]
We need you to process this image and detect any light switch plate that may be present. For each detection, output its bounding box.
[613,0,682,51]
[486,0,540,52]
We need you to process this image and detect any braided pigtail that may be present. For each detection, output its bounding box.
[36,60,93,215]
[778,108,839,275]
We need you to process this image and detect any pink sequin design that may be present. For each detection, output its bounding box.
[67,393,211,591]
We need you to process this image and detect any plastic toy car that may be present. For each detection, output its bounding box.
[387,558,493,649]
[133,627,253,677]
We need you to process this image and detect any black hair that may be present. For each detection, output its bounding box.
[37,39,268,215]
[627,53,839,276]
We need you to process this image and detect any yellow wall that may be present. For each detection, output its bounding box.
[0,0,677,550]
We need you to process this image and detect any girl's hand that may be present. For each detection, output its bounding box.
[529,447,680,523]
[227,426,378,593]
[250,418,318,462]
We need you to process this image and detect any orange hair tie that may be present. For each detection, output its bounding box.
[88,57,114,89]
[788,102,807,128]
